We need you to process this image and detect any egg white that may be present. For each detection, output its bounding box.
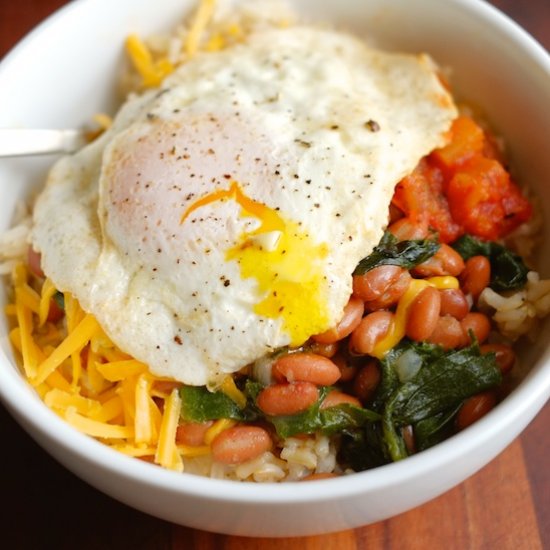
[32,25,456,386]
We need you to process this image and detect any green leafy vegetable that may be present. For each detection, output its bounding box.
[269,387,380,438]
[53,291,65,309]
[372,341,502,462]
[179,385,258,423]
[452,234,529,291]
[320,404,380,436]
[388,344,501,425]
[372,341,443,411]
[386,344,501,460]
[339,423,390,471]
[353,232,440,275]
[382,399,409,461]
[413,404,462,452]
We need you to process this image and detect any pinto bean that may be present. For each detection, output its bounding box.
[364,270,412,311]
[352,265,403,302]
[480,343,516,375]
[456,391,497,430]
[461,312,491,344]
[461,255,491,299]
[427,315,465,350]
[406,286,441,341]
[211,425,273,464]
[439,288,470,320]
[307,341,339,358]
[332,352,359,382]
[273,353,341,386]
[349,311,394,355]
[312,296,364,344]
[412,244,465,278]
[320,390,362,410]
[352,360,381,402]
[388,217,429,240]
[257,382,319,416]
[176,421,214,446]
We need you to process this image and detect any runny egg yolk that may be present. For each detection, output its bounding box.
[181,181,330,345]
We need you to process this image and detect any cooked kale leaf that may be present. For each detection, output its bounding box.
[413,404,462,452]
[269,387,380,439]
[353,232,440,275]
[376,341,502,461]
[339,423,390,471]
[179,385,259,423]
[343,341,503,467]
[452,234,529,291]
[388,344,501,425]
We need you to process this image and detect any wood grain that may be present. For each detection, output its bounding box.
[0,1,549,548]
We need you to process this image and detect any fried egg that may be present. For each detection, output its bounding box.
[32,25,457,386]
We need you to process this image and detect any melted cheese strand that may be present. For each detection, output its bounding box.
[372,276,460,358]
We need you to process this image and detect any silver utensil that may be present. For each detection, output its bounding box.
[0,128,88,157]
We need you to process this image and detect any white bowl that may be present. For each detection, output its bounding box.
[1,0,549,538]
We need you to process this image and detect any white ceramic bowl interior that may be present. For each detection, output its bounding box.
[0,0,549,538]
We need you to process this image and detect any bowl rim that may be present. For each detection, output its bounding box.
[0,0,550,506]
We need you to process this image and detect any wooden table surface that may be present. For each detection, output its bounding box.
[1,1,549,548]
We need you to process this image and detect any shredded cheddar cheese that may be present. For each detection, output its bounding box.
[155,389,184,472]
[33,313,100,386]
[6,261,193,471]
[92,113,113,131]
[125,34,174,88]
[185,0,217,58]
[204,418,236,445]
[16,283,41,314]
[220,375,247,409]
[65,407,134,439]
[178,444,211,458]
[96,359,148,382]
[38,278,57,326]
[15,288,40,378]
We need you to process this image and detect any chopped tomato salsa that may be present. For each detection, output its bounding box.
[392,115,532,242]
